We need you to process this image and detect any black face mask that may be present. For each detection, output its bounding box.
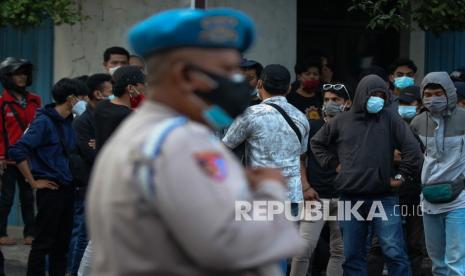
[187,65,251,128]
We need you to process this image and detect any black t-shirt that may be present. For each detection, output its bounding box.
[306,119,338,198]
[94,100,132,151]
[286,89,323,120]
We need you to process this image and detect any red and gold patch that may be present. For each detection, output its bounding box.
[193,151,228,181]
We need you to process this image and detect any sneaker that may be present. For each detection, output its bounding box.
[24,236,34,245]
[0,236,17,245]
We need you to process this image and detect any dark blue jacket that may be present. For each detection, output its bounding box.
[8,104,76,185]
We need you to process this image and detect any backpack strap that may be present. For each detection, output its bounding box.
[5,102,26,131]
[1,102,10,157]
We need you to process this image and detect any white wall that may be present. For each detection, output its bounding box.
[208,0,297,76]
[409,28,426,81]
[53,0,297,81]
[54,0,191,81]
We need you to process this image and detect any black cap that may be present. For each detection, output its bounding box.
[454,81,465,99]
[112,65,145,89]
[240,58,259,68]
[260,64,291,94]
[399,85,421,104]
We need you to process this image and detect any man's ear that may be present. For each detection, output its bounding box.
[256,79,263,90]
[286,84,291,95]
[345,99,352,109]
[93,90,103,100]
[389,74,395,83]
[177,64,215,95]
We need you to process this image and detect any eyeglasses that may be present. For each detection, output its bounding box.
[322,83,350,100]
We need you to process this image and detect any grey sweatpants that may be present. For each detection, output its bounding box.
[290,198,344,276]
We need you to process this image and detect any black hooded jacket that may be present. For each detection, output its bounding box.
[311,75,423,197]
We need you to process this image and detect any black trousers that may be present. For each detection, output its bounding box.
[27,185,75,276]
[0,165,35,237]
[367,201,426,276]
[0,249,4,276]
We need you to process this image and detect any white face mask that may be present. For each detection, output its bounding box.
[72,100,87,116]
[109,66,121,76]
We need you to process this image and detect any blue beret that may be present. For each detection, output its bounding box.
[128,8,256,57]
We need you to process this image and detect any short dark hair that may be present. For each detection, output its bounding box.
[86,73,112,99]
[389,58,417,75]
[294,58,321,76]
[75,75,89,83]
[244,63,263,78]
[423,83,444,91]
[112,66,145,97]
[103,46,130,63]
[52,78,89,104]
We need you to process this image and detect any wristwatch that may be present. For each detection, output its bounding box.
[394,174,405,183]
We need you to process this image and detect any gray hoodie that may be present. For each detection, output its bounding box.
[411,71,465,214]
[311,75,423,196]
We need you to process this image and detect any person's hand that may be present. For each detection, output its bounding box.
[336,164,342,173]
[390,178,403,188]
[88,139,96,150]
[31,179,59,190]
[394,150,401,163]
[246,168,285,190]
[303,187,320,201]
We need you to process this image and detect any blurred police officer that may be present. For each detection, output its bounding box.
[87,8,303,276]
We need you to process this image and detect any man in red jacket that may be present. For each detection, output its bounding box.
[0,57,41,245]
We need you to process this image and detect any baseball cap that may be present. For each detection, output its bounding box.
[240,58,260,68]
[260,64,291,94]
[399,85,421,104]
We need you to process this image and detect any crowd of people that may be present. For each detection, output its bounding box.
[0,47,146,275]
[0,6,465,276]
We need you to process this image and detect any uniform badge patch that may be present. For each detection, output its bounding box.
[193,151,227,181]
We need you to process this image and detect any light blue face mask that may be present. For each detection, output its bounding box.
[366,96,385,114]
[72,100,87,116]
[398,105,417,119]
[107,94,116,101]
[202,105,234,130]
[394,76,414,89]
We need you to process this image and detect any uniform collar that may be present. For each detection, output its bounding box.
[139,100,181,118]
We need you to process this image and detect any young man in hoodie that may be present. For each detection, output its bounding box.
[368,85,427,276]
[411,72,465,276]
[311,75,423,276]
[0,57,41,246]
[8,78,88,276]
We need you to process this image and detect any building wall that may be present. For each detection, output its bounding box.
[54,0,297,81]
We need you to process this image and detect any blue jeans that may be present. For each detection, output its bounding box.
[67,197,88,275]
[339,195,411,276]
[423,208,465,276]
